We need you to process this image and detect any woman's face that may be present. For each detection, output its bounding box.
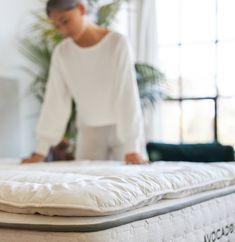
[49,4,87,42]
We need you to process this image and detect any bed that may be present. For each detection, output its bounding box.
[0,160,234,242]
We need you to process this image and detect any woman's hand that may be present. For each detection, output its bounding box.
[125,152,149,165]
[21,153,45,164]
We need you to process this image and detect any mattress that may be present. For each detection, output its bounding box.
[0,186,235,242]
[0,160,235,242]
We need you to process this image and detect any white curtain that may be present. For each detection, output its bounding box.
[129,0,162,142]
[136,0,158,66]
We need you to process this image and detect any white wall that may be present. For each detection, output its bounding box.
[0,0,42,158]
[0,77,20,157]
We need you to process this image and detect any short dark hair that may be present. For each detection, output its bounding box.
[46,0,81,16]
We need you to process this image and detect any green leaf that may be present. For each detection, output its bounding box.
[97,0,124,27]
[135,63,167,109]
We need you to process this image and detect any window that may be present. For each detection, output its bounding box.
[156,0,235,147]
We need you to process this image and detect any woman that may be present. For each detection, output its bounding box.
[22,0,146,164]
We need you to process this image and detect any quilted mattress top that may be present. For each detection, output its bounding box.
[0,160,235,216]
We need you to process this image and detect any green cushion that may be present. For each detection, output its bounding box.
[147,142,235,162]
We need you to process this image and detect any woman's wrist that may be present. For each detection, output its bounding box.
[125,152,149,165]
[32,153,45,161]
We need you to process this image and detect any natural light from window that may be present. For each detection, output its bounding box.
[156,0,235,147]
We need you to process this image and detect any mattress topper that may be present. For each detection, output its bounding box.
[0,160,235,216]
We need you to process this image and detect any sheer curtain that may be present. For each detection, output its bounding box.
[129,0,162,142]
[136,0,158,66]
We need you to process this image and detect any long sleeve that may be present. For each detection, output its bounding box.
[35,47,72,156]
[114,36,144,154]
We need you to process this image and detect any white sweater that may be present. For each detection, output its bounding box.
[36,31,143,156]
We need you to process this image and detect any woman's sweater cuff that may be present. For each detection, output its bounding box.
[36,140,52,156]
[124,140,140,154]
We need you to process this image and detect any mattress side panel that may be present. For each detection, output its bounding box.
[0,193,234,242]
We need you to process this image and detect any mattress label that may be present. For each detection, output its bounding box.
[204,223,234,242]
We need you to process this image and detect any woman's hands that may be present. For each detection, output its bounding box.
[125,152,149,165]
[21,152,148,165]
[21,153,45,164]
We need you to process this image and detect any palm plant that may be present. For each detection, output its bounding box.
[20,0,165,160]
[135,63,166,109]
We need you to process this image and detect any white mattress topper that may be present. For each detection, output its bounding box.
[0,160,235,216]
